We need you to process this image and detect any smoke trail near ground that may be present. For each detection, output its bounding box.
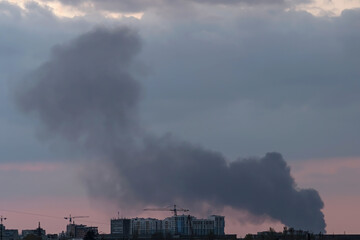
[14,27,326,232]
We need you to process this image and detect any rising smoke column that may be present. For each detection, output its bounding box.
[16,27,142,152]
[15,27,326,233]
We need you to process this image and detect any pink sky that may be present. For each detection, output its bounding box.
[0,158,359,237]
[290,157,360,235]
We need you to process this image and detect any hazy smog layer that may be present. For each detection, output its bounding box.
[15,27,326,233]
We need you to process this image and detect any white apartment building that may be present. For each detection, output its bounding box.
[130,218,162,236]
[113,215,225,237]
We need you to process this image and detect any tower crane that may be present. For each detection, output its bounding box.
[0,216,6,226]
[64,214,89,224]
[143,205,189,235]
[143,204,189,216]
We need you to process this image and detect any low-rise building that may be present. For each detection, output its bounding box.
[22,223,45,240]
[66,224,98,239]
[45,234,58,240]
[0,225,19,240]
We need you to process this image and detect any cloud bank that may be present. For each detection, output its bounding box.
[51,0,310,13]
[15,27,326,232]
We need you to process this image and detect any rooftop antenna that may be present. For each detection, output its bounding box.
[37,222,42,237]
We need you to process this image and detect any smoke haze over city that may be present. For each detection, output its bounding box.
[14,27,326,232]
[1,0,360,236]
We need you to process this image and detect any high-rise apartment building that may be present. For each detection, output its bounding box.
[109,215,225,237]
[110,218,131,236]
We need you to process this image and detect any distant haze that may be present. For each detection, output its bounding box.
[15,27,326,232]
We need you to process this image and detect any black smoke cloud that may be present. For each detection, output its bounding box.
[16,27,141,151]
[15,27,326,232]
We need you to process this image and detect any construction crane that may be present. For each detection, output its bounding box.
[144,205,190,235]
[0,216,6,226]
[64,214,89,224]
[143,204,189,216]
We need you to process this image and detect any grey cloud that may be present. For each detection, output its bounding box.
[0,2,93,162]
[54,0,309,13]
[15,26,326,233]
[138,8,360,160]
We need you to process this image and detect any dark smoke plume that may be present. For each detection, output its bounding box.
[15,27,326,233]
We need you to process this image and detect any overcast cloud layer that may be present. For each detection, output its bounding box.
[2,1,360,162]
[137,6,360,160]
[1,0,360,233]
[53,0,310,13]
